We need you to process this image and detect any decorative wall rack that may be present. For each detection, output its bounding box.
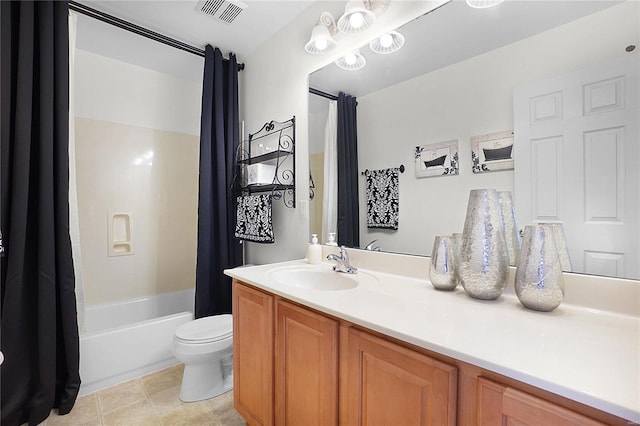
[238,116,296,208]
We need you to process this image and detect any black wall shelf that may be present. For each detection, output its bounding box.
[239,116,296,208]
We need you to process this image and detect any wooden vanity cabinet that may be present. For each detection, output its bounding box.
[275,300,339,425]
[233,280,457,426]
[476,377,607,426]
[232,280,625,426]
[342,327,458,426]
[232,281,274,426]
[232,281,339,426]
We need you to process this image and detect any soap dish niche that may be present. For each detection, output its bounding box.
[108,211,134,257]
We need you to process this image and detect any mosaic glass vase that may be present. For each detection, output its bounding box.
[539,222,572,272]
[515,224,565,312]
[459,189,509,300]
[429,235,458,291]
[498,191,521,266]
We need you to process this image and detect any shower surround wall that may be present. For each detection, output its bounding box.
[74,48,202,305]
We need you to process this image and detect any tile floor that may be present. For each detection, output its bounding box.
[42,364,246,426]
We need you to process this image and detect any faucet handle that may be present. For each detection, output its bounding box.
[339,245,349,259]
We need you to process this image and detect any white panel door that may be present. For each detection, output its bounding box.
[514,52,639,280]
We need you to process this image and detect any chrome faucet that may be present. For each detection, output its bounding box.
[327,246,358,274]
[364,239,381,251]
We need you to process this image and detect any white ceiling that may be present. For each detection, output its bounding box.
[73,0,621,88]
[309,0,620,102]
[76,0,314,59]
[74,0,317,82]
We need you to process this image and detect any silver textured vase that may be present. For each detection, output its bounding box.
[516,225,565,312]
[452,232,463,285]
[539,223,572,272]
[459,189,509,300]
[498,191,521,266]
[429,235,457,291]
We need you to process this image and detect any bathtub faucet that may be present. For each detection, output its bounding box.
[327,246,357,274]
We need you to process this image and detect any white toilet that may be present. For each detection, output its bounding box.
[172,314,233,402]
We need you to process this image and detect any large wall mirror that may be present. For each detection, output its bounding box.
[308,0,639,280]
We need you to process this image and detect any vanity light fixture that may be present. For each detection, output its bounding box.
[305,12,338,54]
[369,30,404,54]
[337,0,376,33]
[335,49,366,71]
[465,0,505,8]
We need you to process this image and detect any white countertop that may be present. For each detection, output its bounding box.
[225,259,640,423]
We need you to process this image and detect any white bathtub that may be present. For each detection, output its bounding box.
[79,289,194,395]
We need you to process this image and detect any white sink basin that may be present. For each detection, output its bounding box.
[267,264,378,291]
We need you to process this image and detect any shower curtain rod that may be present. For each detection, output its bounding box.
[69,1,245,70]
[309,87,338,101]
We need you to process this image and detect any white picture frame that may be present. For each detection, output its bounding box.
[471,130,514,173]
[414,139,459,178]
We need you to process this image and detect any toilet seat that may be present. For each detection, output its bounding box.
[175,314,232,344]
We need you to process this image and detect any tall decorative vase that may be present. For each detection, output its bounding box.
[459,189,509,300]
[429,235,457,291]
[498,191,520,266]
[515,225,564,312]
[452,232,463,285]
[540,223,572,272]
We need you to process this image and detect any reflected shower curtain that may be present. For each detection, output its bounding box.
[322,100,338,244]
[1,1,81,424]
[68,10,86,333]
[195,45,243,318]
[336,92,359,247]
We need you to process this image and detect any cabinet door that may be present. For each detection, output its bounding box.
[477,377,606,426]
[343,328,457,426]
[275,300,338,426]
[232,281,274,426]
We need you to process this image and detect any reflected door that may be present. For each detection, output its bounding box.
[514,52,639,280]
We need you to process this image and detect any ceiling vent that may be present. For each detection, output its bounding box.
[196,0,247,24]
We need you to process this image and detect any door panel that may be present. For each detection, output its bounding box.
[343,328,457,426]
[232,282,274,426]
[514,52,639,279]
[275,300,338,426]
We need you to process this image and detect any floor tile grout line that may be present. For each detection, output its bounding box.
[140,375,165,426]
[93,390,105,425]
[44,364,243,426]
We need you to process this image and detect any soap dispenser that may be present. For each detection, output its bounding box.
[326,232,338,246]
[307,234,322,264]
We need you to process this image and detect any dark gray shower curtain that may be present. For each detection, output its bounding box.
[195,45,242,318]
[337,92,360,248]
[0,1,81,425]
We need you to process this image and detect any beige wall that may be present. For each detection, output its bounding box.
[74,49,202,305]
[75,118,199,304]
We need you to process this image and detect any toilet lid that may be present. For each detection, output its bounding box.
[175,314,232,343]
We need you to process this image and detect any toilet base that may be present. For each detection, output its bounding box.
[179,360,233,402]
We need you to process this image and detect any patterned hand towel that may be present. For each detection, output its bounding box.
[366,168,399,230]
[235,194,275,243]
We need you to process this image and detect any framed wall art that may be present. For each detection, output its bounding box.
[414,139,459,178]
[471,130,514,173]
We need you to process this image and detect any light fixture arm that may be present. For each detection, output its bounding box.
[317,12,337,35]
[364,0,390,16]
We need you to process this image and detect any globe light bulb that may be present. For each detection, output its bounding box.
[349,12,364,29]
[315,38,328,51]
[345,52,357,65]
[380,34,393,48]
